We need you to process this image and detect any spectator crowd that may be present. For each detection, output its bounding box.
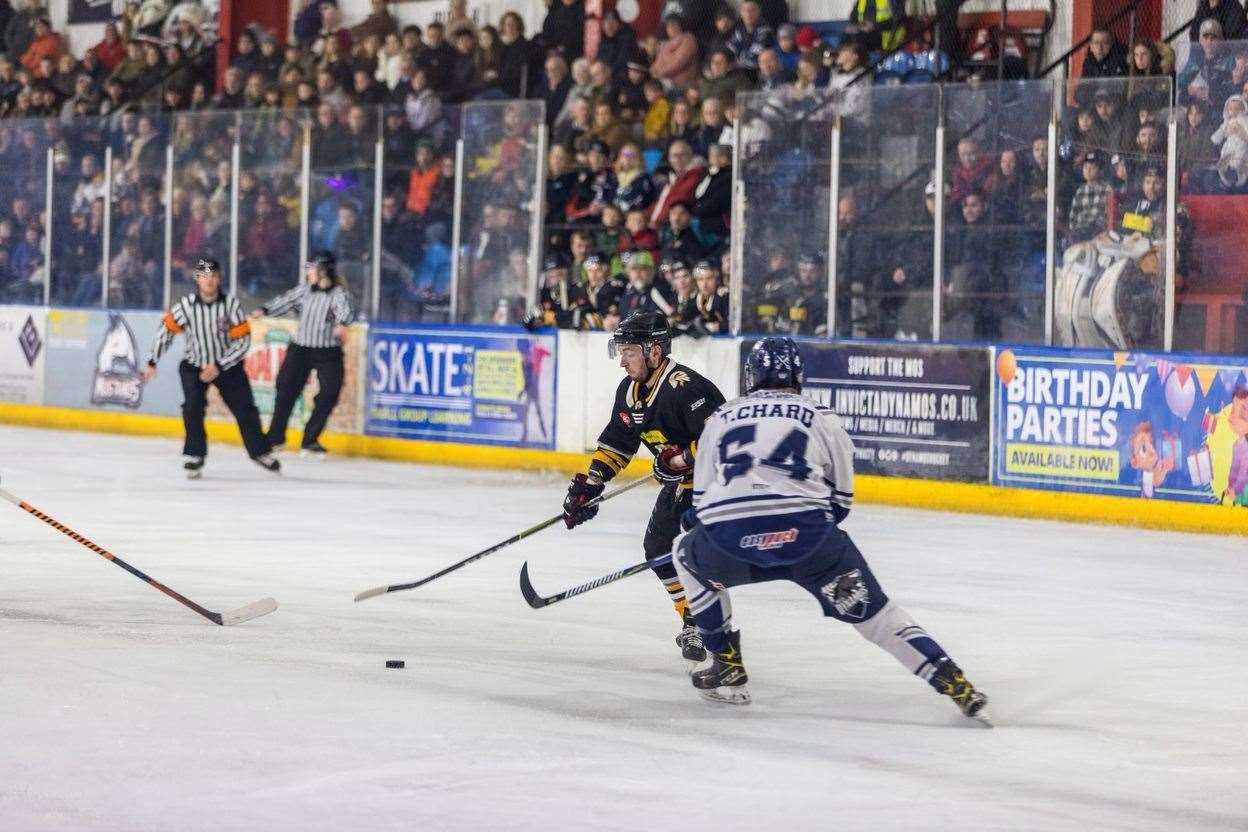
[0,0,1240,351]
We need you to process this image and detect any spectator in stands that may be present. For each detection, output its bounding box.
[542,0,585,61]
[567,139,616,222]
[691,143,731,250]
[597,10,638,79]
[650,14,699,92]
[446,28,480,103]
[699,46,748,104]
[93,22,125,73]
[660,200,705,263]
[727,0,776,71]
[846,0,906,53]
[4,0,43,62]
[614,142,656,211]
[692,97,727,157]
[1068,152,1113,242]
[405,140,441,217]
[776,252,827,337]
[498,11,540,98]
[1081,27,1128,82]
[1113,121,1165,192]
[1126,38,1174,118]
[417,22,456,93]
[403,67,444,138]
[1190,0,1248,44]
[620,207,659,259]
[876,182,935,339]
[554,94,591,151]
[546,143,578,225]
[1212,92,1248,189]
[650,139,705,226]
[1179,98,1219,175]
[20,15,60,74]
[950,136,993,203]
[1090,88,1132,153]
[610,58,648,122]
[1180,20,1236,107]
[944,190,1011,341]
[536,53,572,127]
[578,100,628,156]
[640,77,670,148]
[756,48,790,90]
[774,24,802,74]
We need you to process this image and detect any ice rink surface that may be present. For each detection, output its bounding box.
[1,425,1246,831]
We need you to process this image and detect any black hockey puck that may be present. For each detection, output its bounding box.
[386,660,405,669]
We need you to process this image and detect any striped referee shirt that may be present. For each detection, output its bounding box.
[148,292,251,370]
[261,283,355,348]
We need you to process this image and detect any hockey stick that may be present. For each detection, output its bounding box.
[519,553,672,609]
[354,475,652,602]
[0,484,277,626]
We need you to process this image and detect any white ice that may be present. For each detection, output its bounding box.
[1,425,1246,832]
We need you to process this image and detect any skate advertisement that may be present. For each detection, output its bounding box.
[0,306,45,405]
[205,317,366,436]
[41,309,184,414]
[994,347,1248,505]
[365,326,556,448]
[740,340,992,482]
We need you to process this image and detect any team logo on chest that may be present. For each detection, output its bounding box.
[668,370,690,388]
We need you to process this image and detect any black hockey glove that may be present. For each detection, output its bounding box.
[563,473,605,529]
[653,446,692,483]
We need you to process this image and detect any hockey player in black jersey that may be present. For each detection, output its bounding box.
[562,311,725,662]
[672,337,990,724]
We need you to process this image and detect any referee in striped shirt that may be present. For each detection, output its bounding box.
[253,250,355,456]
[143,259,279,477]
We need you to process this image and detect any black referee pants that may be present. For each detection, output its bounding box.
[267,344,344,448]
[178,361,270,459]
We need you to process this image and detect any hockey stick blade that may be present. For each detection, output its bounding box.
[215,597,279,626]
[520,554,672,610]
[355,476,651,602]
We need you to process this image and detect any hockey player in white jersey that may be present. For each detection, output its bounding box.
[670,336,990,724]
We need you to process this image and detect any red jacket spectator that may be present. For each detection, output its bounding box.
[92,24,125,72]
[949,138,994,204]
[407,163,441,216]
[650,141,706,226]
[21,24,63,74]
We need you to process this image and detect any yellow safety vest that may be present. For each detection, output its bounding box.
[856,0,906,51]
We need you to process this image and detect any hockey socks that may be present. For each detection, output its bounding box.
[662,576,690,619]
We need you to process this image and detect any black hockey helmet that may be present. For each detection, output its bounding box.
[308,249,337,277]
[609,310,672,359]
[745,336,804,393]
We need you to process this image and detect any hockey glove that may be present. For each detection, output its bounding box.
[563,473,605,529]
[653,446,692,483]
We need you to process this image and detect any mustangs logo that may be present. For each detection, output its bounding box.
[91,314,143,408]
[739,528,799,551]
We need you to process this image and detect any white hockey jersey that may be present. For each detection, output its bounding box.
[691,389,856,566]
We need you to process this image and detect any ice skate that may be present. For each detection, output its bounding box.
[692,630,750,705]
[676,610,707,663]
[931,659,991,726]
[252,453,281,474]
[183,456,204,479]
[300,441,328,459]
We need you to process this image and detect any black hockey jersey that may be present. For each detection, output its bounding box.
[589,358,726,485]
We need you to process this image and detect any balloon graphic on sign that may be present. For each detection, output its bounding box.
[1164,370,1196,420]
[996,349,1017,385]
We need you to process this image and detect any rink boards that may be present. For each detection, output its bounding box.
[0,304,1243,536]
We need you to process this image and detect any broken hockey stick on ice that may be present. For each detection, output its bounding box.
[0,482,277,626]
[520,553,673,609]
[354,475,652,602]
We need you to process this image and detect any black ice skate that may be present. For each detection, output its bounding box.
[252,453,281,474]
[692,629,750,705]
[183,456,204,479]
[300,441,328,458]
[676,610,707,663]
[931,659,991,726]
